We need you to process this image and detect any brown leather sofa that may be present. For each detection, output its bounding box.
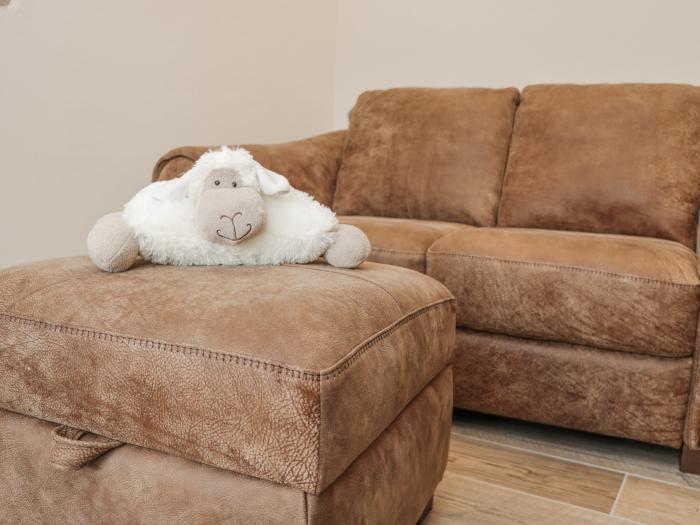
[154,83,700,473]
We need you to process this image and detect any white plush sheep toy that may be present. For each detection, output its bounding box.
[87,146,371,272]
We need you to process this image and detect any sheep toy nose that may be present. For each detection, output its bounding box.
[195,187,266,245]
[216,211,255,242]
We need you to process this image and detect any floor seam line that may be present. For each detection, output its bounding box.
[610,473,628,516]
[450,431,628,476]
[440,471,642,523]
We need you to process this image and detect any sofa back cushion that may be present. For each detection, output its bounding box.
[498,84,700,248]
[333,87,519,226]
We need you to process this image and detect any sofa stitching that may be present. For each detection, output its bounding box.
[0,300,452,381]
[463,324,693,359]
[370,247,425,256]
[428,251,700,288]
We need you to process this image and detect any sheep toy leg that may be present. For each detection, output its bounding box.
[324,224,371,268]
[87,212,140,272]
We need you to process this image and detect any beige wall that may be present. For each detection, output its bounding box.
[0,0,336,267]
[333,0,700,126]
[3,0,700,267]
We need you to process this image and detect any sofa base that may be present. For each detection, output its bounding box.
[680,445,700,475]
[453,328,692,447]
[0,367,452,525]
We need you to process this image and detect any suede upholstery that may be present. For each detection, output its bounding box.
[453,329,692,447]
[333,87,519,225]
[428,228,700,357]
[686,355,700,449]
[0,367,452,525]
[0,257,455,494]
[152,130,347,207]
[339,215,472,272]
[498,84,700,248]
[685,266,700,450]
[7,81,700,518]
[142,83,700,462]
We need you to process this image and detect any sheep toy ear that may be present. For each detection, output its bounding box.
[255,162,290,195]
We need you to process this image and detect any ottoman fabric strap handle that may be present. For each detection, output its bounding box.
[50,425,124,470]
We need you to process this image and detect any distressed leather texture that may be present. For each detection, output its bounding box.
[685,259,700,450]
[339,215,472,273]
[333,87,519,225]
[499,84,700,248]
[428,228,700,357]
[453,329,692,447]
[0,368,451,524]
[0,257,455,494]
[152,130,347,207]
[144,83,700,459]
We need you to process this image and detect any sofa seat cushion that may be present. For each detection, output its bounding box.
[333,87,519,225]
[339,216,472,273]
[0,257,455,494]
[427,228,700,357]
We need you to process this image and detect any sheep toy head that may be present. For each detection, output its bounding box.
[87,146,371,272]
[187,148,290,246]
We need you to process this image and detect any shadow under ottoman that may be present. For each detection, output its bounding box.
[0,258,455,524]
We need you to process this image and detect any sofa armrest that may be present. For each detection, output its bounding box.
[152,130,347,207]
[685,236,700,451]
[686,359,700,450]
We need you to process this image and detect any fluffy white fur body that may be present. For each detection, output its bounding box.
[123,147,338,266]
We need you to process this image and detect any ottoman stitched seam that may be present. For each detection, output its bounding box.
[319,298,453,380]
[0,299,453,381]
[289,264,402,308]
[427,251,700,287]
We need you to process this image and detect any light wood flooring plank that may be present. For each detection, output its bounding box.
[447,433,625,513]
[425,471,638,525]
[452,411,700,489]
[613,476,700,525]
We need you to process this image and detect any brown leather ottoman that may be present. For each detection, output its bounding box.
[0,257,455,524]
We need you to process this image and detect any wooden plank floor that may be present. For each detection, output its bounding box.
[426,412,700,524]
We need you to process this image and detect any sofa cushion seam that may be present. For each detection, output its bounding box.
[428,251,700,287]
[460,323,693,358]
[494,89,520,225]
[371,247,426,256]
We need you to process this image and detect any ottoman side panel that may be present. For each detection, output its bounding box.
[0,409,308,525]
[309,367,453,525]
[0,315,322,492]
[317,299,455,492]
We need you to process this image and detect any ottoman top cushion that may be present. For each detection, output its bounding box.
[0,257,455,494]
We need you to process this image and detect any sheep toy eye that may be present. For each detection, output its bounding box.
[214,180,220,186]
[232,182,238,188]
